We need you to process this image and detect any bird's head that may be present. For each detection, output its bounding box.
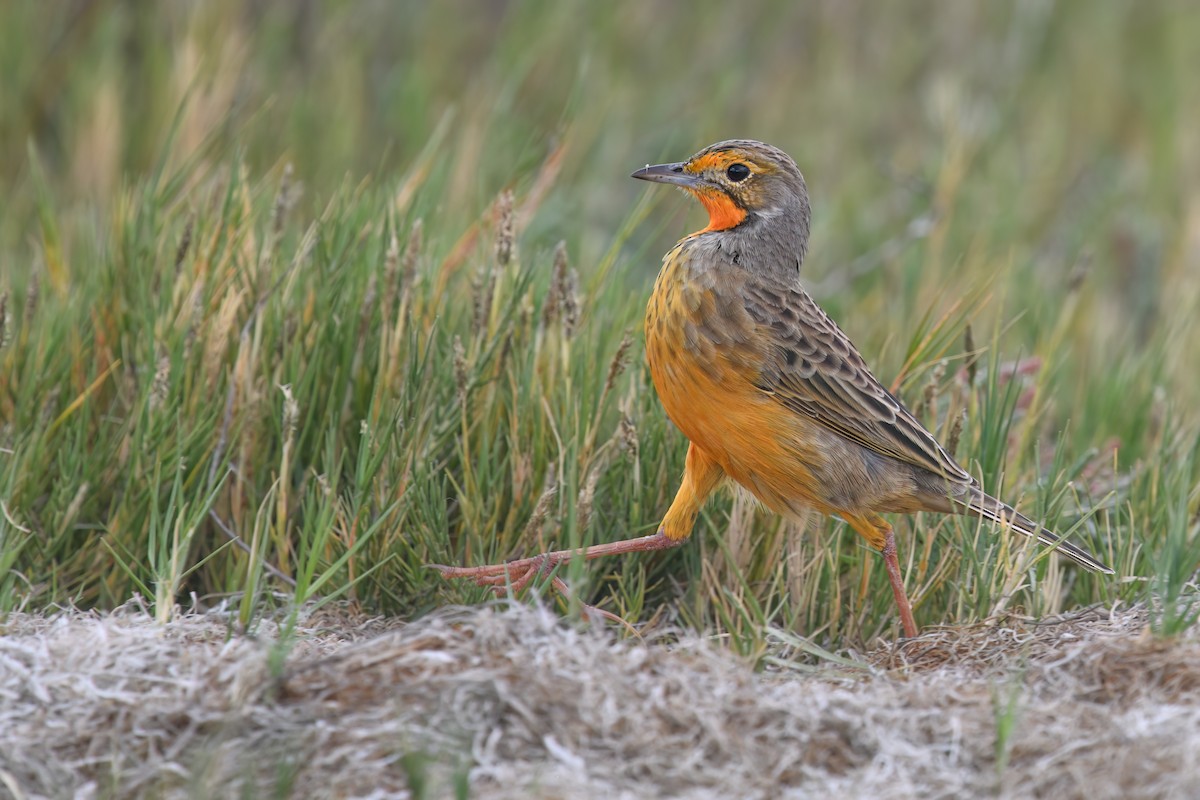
[632,140,811,248]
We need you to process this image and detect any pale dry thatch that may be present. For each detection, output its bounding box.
[1,601,1199,799]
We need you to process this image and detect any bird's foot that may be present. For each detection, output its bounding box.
[434,551,562,595]
[429,549,642,635]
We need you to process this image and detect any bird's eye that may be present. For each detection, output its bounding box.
[726,163,751,182]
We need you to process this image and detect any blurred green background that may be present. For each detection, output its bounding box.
[1,1,1198,646]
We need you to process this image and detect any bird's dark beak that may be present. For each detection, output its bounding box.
[631,161,701,188]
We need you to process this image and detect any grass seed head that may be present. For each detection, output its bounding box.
[543,240,569,328]
[471,267,493,335]
[453,335,468,404]
[494,189,515,268]
[23,273,39,326]
[963,324,978,387]
[271,163,295,244]
[174,217,194,275]
[383,230,400,292]
[280,384,299,440]
[947,407,967,458]
[618,413,639,461]
[522,469,559,543]
[40,385,60,423]
[149,356,171,412]
[605,331,633,393]
[562,266,579,337]
[361,273,378,332]
[921,361,946,424]
[402,218,423,290]
[577,466,600,536]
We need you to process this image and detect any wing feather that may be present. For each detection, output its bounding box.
[745,279,972,486]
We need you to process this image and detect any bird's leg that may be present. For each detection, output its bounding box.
[429,533,680,588]
[430,443,725,619]
[845,512,919,639]
[880,526,918,639]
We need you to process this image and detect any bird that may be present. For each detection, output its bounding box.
[433,139,1113,638]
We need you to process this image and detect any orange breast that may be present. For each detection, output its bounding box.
[645,247,831,517]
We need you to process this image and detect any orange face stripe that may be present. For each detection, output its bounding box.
[688,152,730,173]
[692,187,747,232]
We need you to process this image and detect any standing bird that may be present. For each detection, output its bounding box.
[435,140,1113,638]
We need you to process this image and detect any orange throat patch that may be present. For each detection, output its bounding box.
[691,188,746,233]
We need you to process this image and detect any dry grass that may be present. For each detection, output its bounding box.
[1,603,1198,799]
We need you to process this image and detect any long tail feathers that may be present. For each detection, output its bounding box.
[965,489,1114,574]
